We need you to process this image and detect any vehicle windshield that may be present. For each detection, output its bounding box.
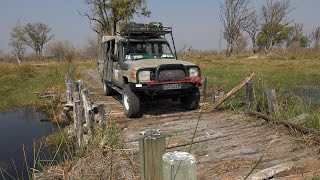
[124,41,175,60]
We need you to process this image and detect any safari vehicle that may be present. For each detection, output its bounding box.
[98,22,202,118]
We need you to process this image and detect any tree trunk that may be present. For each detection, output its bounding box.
[252,38,257,54]
[16,55,21,66]
[226,42,233,59]
[267,37,274,52]
[112,20,117,36]
[35,49,42,61]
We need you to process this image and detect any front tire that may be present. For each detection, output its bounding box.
[122,84,141,118]
[180,87,200,110]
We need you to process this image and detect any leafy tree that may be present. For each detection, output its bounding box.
[286,24,311,50]
[10,22,54,60]
[82,0,151,36]
[260,0,292,52]
[299,35,310,48]
[257,24,288,51]
[274,26,291,44]
[23,22,54,59]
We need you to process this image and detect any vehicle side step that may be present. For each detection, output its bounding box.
[108,83,123,94]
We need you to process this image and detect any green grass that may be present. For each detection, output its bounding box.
[190,57,320,130]
[0,61,96,113]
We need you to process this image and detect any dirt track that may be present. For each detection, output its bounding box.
[84,69,320,180]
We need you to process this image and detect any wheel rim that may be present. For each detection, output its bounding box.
[124,93,129,110]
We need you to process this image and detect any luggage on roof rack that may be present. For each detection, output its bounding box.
[121,22,172,37]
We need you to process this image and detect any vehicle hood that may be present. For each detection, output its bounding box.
[124,59,197,71]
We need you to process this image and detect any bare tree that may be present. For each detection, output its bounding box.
[81,0,150,36]
[9,39,26,64]
[9,24,26,64]
[287,23,303,51]
[260,0,292,52]
[234,34,248,54]
[220,0,251,58]
[81,37,99,60]
[22,22,54,59]
[244,11,260,54]
[0,49,3,62]
[311,26,320,50]
[46,41,76,62]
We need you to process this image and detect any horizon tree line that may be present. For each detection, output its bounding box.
[5,0,320,63]
[220,0,320,58]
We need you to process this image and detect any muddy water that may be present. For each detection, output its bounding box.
[0,108,57,179]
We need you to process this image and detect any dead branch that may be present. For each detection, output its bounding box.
[247,110,271,121]
[248,110,320,136]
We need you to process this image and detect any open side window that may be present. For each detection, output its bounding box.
[106,40,115,61]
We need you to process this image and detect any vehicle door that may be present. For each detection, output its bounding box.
[111,42,123,87]
[105,40,115,82]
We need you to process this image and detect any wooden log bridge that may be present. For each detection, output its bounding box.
[64,74,103,147]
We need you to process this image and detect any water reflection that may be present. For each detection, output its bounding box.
[0,107,57,179]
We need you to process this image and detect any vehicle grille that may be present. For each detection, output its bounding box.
[158,69,186,81]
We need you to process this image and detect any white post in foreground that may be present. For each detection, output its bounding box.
[162,151,196,180]
[139,129,166,180]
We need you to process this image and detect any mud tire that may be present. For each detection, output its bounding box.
[180,87,200,110]
[123,84,141,118]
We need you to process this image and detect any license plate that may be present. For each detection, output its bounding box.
[162,83,182,90]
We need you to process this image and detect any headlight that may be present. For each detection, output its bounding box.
[138,71,151,82]
[189,67,199,77]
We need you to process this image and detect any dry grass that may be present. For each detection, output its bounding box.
[0,61,96,113]
[180,51,320,130]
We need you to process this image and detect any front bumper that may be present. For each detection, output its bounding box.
[129,77,202,95]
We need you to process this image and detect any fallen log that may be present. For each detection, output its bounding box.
[277,121,320,136]
[247,110,271,121]
[249,161,294,180]
[248,110,320,136]
[37,94,56,99]
[209,72,256,111]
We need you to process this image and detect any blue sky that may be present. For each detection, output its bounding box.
[1,0,320,53]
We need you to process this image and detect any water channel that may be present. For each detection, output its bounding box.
[0,107,57,179]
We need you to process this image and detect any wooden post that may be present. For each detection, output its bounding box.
[65,75,73,105]
[162,151,197,180]
[203,77,208,100]
[74,81,83,147]
[139,129,166,180]
[98,104,107,134]
[246,80,254,109]
[81,88,94,136]
[209,73,256,111]
[265,86,279,114]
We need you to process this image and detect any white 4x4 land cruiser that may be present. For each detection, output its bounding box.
[98,22,202,118]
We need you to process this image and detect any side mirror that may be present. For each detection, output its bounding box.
[110,55,118,62]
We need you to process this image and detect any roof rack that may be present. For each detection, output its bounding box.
[120,22,172,37]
